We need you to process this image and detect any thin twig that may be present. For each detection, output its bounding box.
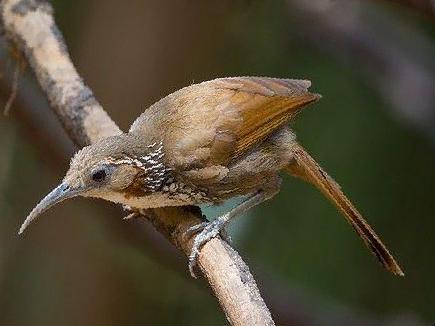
[3,51,24,116]
[0,0,274,325]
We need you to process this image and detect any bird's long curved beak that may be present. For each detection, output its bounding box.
[19,182,81,235]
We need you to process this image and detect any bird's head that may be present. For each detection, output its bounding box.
[19,134,164,234]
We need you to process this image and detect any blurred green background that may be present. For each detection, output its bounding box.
[0,0,434,325]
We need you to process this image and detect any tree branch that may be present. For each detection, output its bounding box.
[0,1,274,325]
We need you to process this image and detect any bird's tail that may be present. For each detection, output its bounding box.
[284,142,404,276]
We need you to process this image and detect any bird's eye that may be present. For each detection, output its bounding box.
[92,169,106,182]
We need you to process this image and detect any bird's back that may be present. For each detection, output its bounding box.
[129,77,320,171]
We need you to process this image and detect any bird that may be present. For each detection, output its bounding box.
[19,77,404,277]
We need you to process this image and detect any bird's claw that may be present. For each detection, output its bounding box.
[185,221,209,237]
[122,205,140,220]
[123,212,139,220]
[186,218,228,278]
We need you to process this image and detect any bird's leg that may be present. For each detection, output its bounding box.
[186,220,233,243]
[186,186,279,278]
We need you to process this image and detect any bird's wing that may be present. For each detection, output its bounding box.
[130,77,320,168]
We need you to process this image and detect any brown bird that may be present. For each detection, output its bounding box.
[20,77,404,277]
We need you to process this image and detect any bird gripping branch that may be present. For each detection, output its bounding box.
[20,77,404,277]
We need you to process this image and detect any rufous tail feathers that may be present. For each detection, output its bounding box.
[284,143,404,276]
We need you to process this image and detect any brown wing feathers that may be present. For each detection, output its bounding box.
[285,143,404,276]
[213,77,321,160]
[133,77,403,275]
[132,77,320,166]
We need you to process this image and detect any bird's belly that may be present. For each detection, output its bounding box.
[101,191,197,209]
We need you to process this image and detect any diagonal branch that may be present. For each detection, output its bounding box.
[0,0,274,325]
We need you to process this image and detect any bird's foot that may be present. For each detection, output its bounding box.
[122,205,140,220]
[185,217,230,278]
